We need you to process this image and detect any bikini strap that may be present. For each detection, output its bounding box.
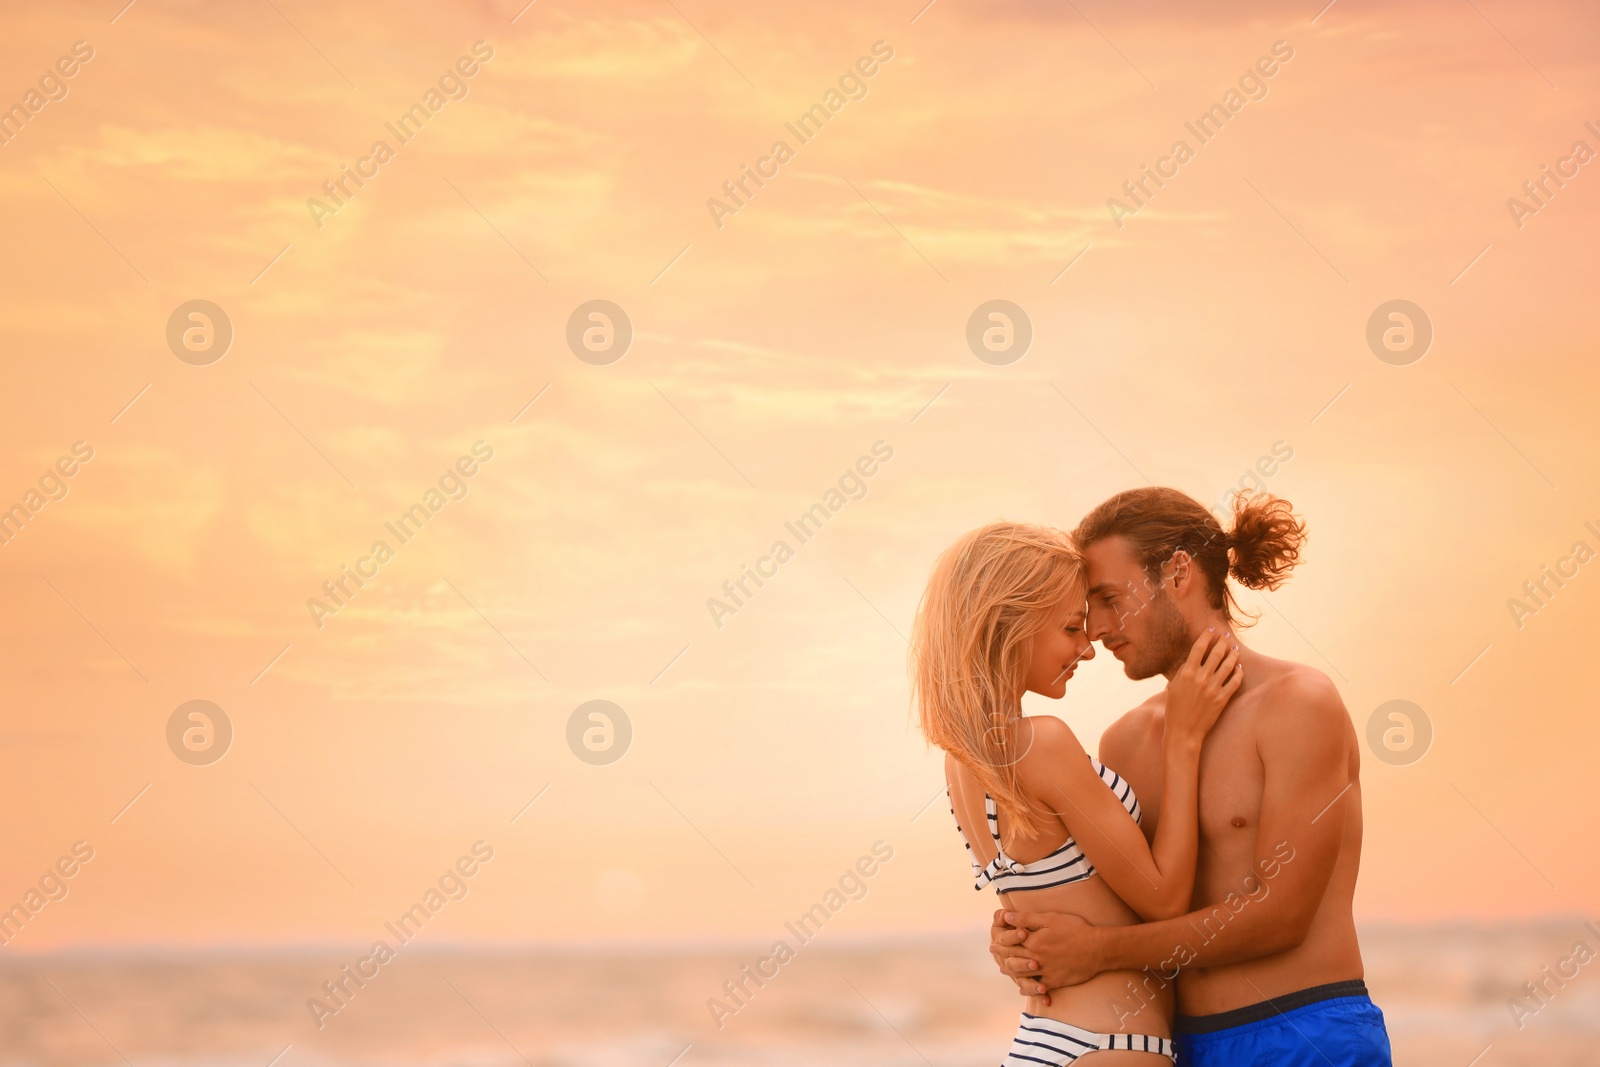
[983,793,1003,849]
[973,793,1013,888]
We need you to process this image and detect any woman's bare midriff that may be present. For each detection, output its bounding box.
[1000,876,1174,1038]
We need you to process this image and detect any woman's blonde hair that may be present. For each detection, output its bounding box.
[910,522,1083,838]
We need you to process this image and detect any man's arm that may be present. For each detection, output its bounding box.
[997,673,1352,991]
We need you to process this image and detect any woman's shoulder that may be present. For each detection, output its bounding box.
[1019,713,1080,744]
[945,717,1093,793]
[1014,715,1091,777]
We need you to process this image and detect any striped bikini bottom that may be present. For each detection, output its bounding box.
[1002,1012,1176,1065]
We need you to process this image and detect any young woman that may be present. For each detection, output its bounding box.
[912,523,1242,1066]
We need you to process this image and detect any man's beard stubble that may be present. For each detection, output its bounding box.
[1121,589,1194,681]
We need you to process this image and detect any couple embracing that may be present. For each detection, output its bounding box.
[911,487,1392,1067]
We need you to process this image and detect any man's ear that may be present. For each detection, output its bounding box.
[1168,550,1195,599]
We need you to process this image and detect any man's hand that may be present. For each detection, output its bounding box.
[990,909,1108,996]
[990,909,1046,998]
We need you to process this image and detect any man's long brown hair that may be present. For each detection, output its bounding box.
[1071,488,1307,626]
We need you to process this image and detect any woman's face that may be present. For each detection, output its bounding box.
[1022,590,1095,700]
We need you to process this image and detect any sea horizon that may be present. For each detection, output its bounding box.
[6,919,1598,1067]
[5,914,1595,959]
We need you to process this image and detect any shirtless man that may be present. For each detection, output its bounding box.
[991,487,1392,1067]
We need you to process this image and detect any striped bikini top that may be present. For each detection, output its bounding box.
[953,758,1142,894]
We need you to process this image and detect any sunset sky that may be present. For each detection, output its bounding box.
[1,0,1597,955]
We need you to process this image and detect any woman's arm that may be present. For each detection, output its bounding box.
[1024,632,1240,920]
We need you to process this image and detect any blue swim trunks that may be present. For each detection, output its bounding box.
[1175,979,1392,1067]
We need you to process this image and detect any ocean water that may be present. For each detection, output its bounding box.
[4,923,1597,1066]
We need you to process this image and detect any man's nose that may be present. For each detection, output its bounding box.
[1085,603,1112,641]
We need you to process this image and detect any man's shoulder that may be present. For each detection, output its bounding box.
[1116,690,1165,722]
[1099,694,1164,758]
[1249,658,1350,747]
[1257,659,1343,712]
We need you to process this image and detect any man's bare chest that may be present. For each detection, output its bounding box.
[1197,718,1265,842]
[1113,703,1265,841]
